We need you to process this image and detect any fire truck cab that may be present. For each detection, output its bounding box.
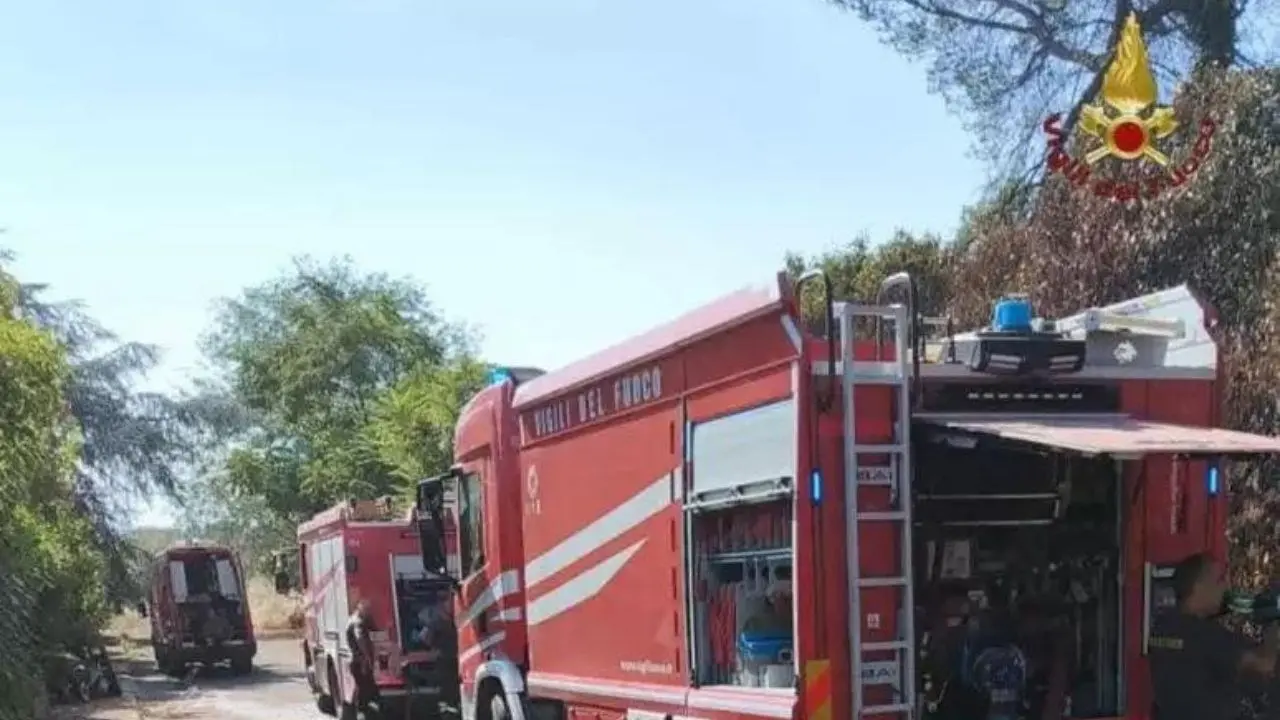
[415,271,1280,720]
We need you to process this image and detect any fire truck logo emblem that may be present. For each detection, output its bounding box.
[1042,13,1216,202]
[1079,13,1178,167]
[526,466,542,516]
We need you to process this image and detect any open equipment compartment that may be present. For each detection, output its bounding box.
[684,397,798,690]
[689,497,794,687]
[912,427,1123,720]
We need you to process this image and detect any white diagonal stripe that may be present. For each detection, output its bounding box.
[527,540,646,626]
[524,471,674,589]
[458,569,520,627]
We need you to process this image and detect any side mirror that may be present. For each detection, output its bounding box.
[416,477,451,578]
[274,571,291,595]
[136,602,148,618]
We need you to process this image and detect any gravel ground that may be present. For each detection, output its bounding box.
[58,637,318,720]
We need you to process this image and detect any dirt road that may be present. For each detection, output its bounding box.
[74,636,319,720]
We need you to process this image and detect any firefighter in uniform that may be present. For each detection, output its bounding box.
[346,600,381,718]
[1148,553,1280,720]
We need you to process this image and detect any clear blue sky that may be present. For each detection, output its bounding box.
[0,0,982,527]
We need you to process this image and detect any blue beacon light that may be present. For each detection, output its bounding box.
[1207,463,1221,497]
[486,367,514,386]
[810,469,824,505]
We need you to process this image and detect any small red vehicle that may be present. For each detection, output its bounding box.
[289,497,459,719]
[145,541,256,676]
[413,272,1280,720]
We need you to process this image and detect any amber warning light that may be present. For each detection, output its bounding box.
[1042,13,1216,202]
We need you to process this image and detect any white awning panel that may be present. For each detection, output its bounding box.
[918,414,1280,457]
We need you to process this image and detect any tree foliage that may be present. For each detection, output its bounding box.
[832,0,1277,175]
[193,256,483,536]
[785,230,958,322]
[0,265,109,719]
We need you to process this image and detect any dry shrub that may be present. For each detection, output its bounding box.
[105,613,150,648]
[244,576,303,636]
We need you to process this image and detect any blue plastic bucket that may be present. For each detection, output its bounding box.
[738,632,793,663]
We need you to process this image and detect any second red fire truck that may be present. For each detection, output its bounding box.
[286,497,460,719]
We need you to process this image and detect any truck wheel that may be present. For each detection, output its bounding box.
[154,646,179,677]
[316,692,337,716]
[164,658,186,678]
[489,691,510,720]
[315,662,337,716]
[230,655,253,676]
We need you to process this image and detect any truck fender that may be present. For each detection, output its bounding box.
[475,659,525,695]
[474,660,528,720]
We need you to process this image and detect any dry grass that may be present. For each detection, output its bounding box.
[244,576,304,636]
[107,576,303,649]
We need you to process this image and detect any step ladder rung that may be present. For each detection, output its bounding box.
[852,443,908,454]
[856,510,907,522]
[811,360,910,383]
[857,576,907,588]
[862,640,910,652]
[861,703,914,715]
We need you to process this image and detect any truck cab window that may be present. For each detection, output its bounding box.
[457,472,485,577]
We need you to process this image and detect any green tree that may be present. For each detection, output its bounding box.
[0,263,109,718]
[362,359,488,488]
[784,230,958,338]
[16,282,197,607]
[197,256,480,529]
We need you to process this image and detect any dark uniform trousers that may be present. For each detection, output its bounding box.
[346,616,382,714]
[1148,611,1251,720]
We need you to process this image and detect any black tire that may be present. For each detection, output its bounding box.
[163,658,186,678]
[154,645,180,677]
[230,655,253,676]
[489,689,510,720]
[315,662,337,716]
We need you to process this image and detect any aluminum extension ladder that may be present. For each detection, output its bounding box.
[835,301,917,720]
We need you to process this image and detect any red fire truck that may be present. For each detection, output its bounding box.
[290,497,459,719]
[145,541,256,676]
[413,270,1280,720]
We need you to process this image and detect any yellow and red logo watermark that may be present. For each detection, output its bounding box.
[1043,12,1215,202]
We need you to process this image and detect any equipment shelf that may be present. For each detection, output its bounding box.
[704,548,792,565]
